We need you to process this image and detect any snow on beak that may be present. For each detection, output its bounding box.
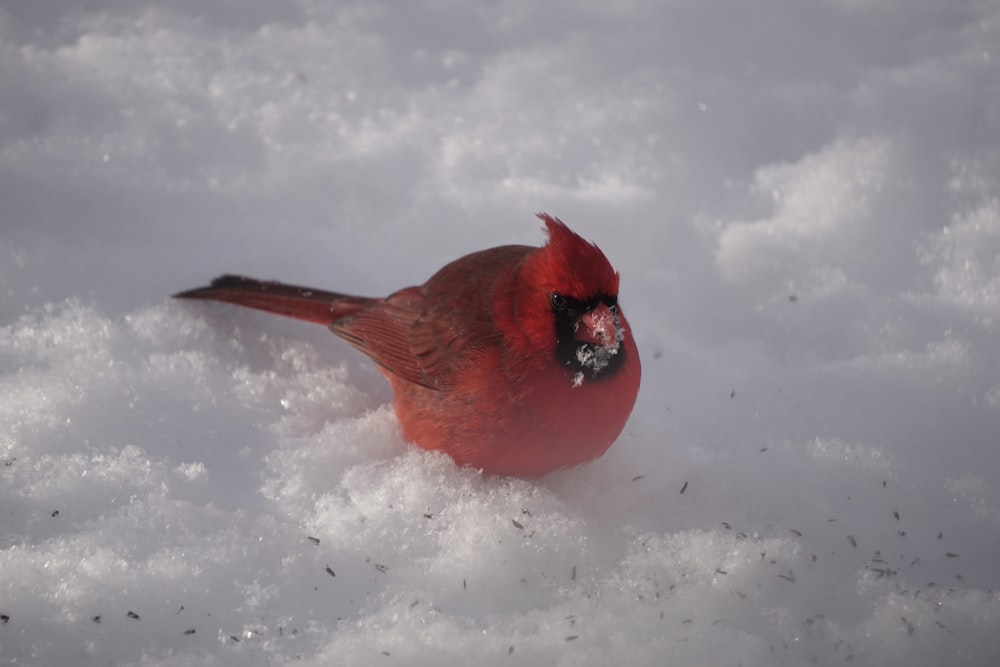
[576,302,621,348]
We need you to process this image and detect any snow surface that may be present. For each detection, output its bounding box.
[2,1,1000,665]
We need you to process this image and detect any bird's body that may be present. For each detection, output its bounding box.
[174,214,640,478]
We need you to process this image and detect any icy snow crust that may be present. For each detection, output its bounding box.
[2,1,1000,665]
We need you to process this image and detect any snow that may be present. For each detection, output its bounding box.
[2,1,999,665]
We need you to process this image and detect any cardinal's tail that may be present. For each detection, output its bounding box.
[173,274,370,325]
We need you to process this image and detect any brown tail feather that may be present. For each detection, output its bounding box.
[173,274,371,326]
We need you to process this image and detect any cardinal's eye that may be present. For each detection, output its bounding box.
[550,292,568,311]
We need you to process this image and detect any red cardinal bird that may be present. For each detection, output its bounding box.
[174,214,640,478]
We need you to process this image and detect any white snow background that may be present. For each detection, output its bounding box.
[2,1,999,665]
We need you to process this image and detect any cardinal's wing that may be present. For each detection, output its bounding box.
[330,287,471,391]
